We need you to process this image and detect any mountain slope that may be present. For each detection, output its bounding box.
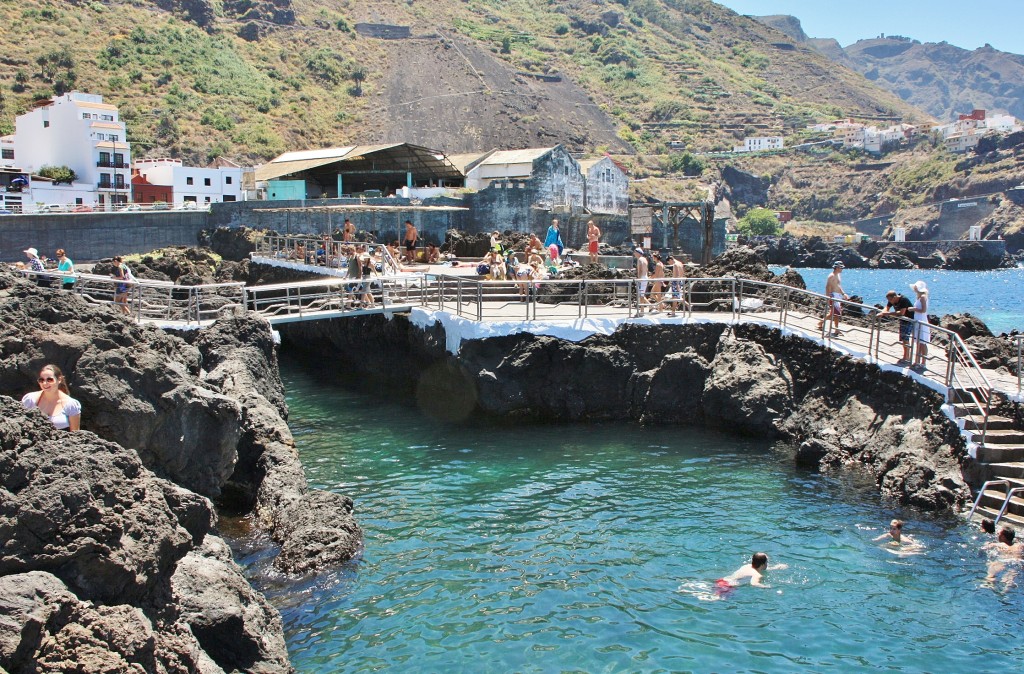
[0,0,925,164]
[755,15,1024,122]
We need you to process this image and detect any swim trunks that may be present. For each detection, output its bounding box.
[831,292,843,314]
[589,240,599,255]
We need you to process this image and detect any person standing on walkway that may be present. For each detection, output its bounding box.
[883,290,914,364]
[633,248,650,315]
[663,254,688,316]
[56,249,76,290]
[817,261,848,336]
[544,219,564,263]
[343,218,356,242]
[403,220,418,263]
[649,252,666,313]
[111,256,132,315]
[910,280,931,372]
[587,220,601,264]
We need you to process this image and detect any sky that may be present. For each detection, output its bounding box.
[715,0,1024,55]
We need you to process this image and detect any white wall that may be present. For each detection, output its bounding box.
[135,162,243,205]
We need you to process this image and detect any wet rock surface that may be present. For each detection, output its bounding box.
[292,316,970,511]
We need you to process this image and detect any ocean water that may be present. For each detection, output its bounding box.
[234,356,1024,673]
[784,266,1024,335]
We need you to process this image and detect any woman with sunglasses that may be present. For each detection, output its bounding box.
[21,363,81,431]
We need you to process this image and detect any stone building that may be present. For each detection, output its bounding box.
[578,156,629,216]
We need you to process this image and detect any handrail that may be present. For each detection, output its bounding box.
[967,479,1011,520]
[994,486,1024,527]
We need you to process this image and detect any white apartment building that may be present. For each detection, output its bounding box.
[133,158,242,206]
[732,136,785,153]
[13,91,131,208]
[0,135,14,169]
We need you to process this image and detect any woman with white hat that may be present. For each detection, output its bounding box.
[23,247,49,287]
[910,280,930,371]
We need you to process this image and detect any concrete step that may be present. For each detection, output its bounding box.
[984,463,1024,479]
[975,443,1024,463]
[980,429,1024,444]
[971,505,1024,529]
[961,415,1016,431]
[976,488,1024,517]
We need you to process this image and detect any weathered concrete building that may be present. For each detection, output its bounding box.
[463,146,585,213]
[578,156,629,216]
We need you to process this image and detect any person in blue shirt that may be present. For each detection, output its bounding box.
[56,249,75,290]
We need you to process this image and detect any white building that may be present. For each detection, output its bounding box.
[732,136,784,153]
[578,156,629,215]
[0,135,14,169]
[133,158,243,206]
[13,91,131,209]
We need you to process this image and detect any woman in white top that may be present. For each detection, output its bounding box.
[21,363,81,431]
[910,280,931,371]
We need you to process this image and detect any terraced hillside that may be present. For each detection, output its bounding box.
[0,0,924,163]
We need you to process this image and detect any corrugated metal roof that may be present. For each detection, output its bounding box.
[477,147,554,165]
[256,143,463,182]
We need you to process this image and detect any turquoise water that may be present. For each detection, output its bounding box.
[235,357,1024,673]
[785,267,1024,335]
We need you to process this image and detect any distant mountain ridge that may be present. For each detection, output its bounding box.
[755,14,1024,122]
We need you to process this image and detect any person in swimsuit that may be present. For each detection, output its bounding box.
[984,526,1023,591]
[21,363,81,431]
[874,519,914,545]
[343,218,356,242]
[716,552,770,595]
[910,280,931,372]
[403,220,418,263]
[587,220,601,264]
[817,261,848,336]
[633,248,650,315]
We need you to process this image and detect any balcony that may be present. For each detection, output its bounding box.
[97,181,126,190]
[96,161,130,169]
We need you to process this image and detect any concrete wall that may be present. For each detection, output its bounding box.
[934,198,997,239]
[0,211,208,262]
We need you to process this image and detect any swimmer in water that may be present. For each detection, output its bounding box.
[716,552,770,594]
[984,526,1022,591]
[873,519,914,546]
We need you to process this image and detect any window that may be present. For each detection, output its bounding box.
[204,177,211,186]
[43,121,49,128]
[82,113,90,119]
[223,195,236,202]
[204,196,211,203]
[99,152,111,165]
[114,153,124,167]
[102,115,114,121]
[1,148,13,160]
[108,134,118,142]
[186,177,194,185]
[115,175,125,189]
[225,176,233,185]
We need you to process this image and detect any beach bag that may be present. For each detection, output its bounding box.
[477,263,490,275]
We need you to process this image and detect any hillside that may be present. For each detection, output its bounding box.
[755,15,1024,122]
[0,0,925,164]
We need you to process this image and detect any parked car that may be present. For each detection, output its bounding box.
[120,203,143,211]
[0,209,13,216]
[38,204,66,213]
[72,204,93,213]
[151,202,170,210]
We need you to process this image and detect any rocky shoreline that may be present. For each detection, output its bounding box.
[0,269,361,672]
[279,314,970,511]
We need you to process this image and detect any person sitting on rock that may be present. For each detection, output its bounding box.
[22,363,81,431]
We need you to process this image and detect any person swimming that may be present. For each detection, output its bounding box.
[716,552,770,594]
[874,519,913,545]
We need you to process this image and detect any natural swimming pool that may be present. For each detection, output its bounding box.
[235,355,1023,673]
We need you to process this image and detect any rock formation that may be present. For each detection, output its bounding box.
[280,317,970,511]
[0,268,364,669]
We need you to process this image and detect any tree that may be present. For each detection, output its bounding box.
[349,65,367,96]
[667,151,705,176]
[736,208,781,236]
[37,166,78,185]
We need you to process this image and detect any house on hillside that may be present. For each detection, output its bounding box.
[13,91,132,209]
[578,156,629,215]
[133,158,242,206]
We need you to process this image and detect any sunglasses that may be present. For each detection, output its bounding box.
[38,376,56,383]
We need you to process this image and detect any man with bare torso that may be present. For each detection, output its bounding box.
[403,220,418,263]
[343,218,356,242]
[716,552,770,595]
[633,247,650,315]
[817,261,849,336]
[587,220,601,264]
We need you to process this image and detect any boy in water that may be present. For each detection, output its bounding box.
[716,552,770,594]
[874,519,913,545]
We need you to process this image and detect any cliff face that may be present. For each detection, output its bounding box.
[281,316,969,511]
[0,269,364,670]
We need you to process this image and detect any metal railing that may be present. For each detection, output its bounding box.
[993,487,1024,527]
[1014,335,1023,394]
[967,479,1011,521]
[19,269,245,325]
[244,274,425,321]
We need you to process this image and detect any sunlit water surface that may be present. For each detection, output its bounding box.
[228,355,1024,673]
